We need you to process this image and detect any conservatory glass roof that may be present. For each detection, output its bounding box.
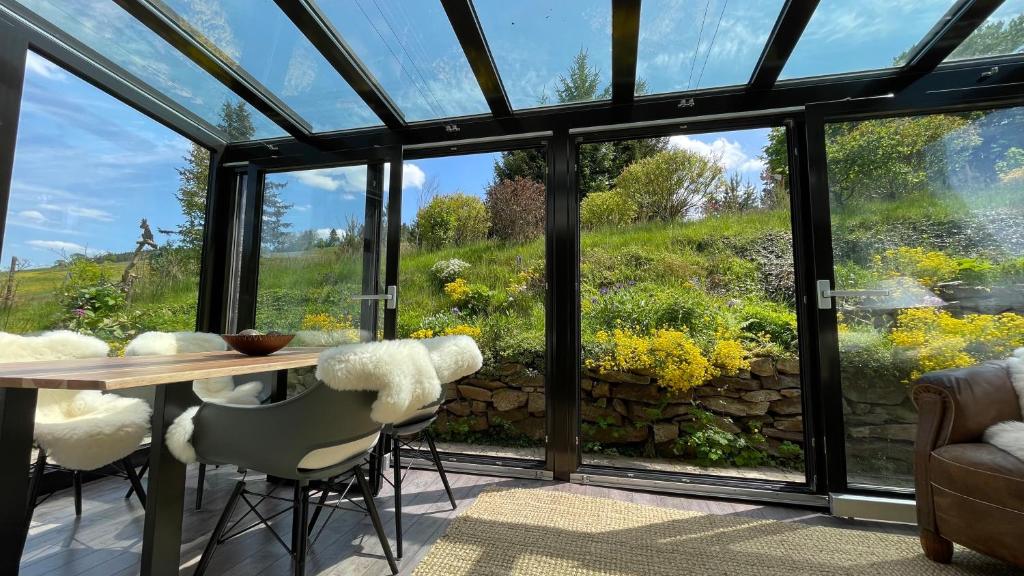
[3,0,1021,144]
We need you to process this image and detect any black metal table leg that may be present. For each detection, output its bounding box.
[140,381,193,576]
[266,370,291,486]
[0,388,38,575]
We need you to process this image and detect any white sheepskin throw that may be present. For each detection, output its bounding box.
[420,335,484,384]
[35,391,151,470]
[166,406,200,464]
[983,349,1024,462]
[125,331,262,405]
[0,330,109,363]
[317,340,440,424]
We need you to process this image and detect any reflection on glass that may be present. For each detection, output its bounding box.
[254,166,372,345]
[946,0,1024,62]
[475,1,611,109]
[780,0,956,80]
[637,0,784,94]
[397,152,547,461]
[317,0,489,121]
[14,0,283,140]
[827,107,1024,489]
[1,51,206,348]
[578,128,805,482]
[158,0,381,132]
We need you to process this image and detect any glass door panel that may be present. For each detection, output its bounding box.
[824,107,1024,490]
[578,127,807,483]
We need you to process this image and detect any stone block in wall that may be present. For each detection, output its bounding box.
[466,415,489,432]
[599,370,652,385]
[471,401,488,414]
[445,382,459,401]
[446,401,472,417]
[841,375,907,405]
[511,417,546,441]
[653,422,679,444]
[582,403,624,426]
[611,382,663,403]
[774,416,803,432]
[488,407,528,423]
[508,372,544,389]
[662,404,694,419]
[776,357,800,375]
[495,363,524,377]
[741,390,782,403]
[695,385,740,399]
[769,397,802,415]
[580,378,593,392]
[710,375,761,391]
[583,421,648,444]
[592,381,611,398]
[492,389,529,411]
[763,427,803,442]
[458,385,493,402]
[748,357,775,377]
[761,374,800,390]
[528,392,544,415]
[469,378,508,391]
[612,398,628,416]
[742,415,774,429]
[848,424,916,442]
[706,414,741,434]
[702,396,768,417]
[780,388,801,398]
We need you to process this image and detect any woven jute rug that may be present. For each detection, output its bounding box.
[413,488,1022,576]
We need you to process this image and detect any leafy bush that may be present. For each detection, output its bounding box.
[614,149,724,222]
[415,193,490,249]
[890,308,1024,381]
[580,190,637,229]
[430,258,470,285]
[485,177,545,242]
[582,283,722,345]
[732,301,798,354]
[443,278,492,315]
[676,409,769,467]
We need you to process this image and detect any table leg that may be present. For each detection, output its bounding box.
[0,388,37,575]
[140,381,192,576]
[267,370,291,485]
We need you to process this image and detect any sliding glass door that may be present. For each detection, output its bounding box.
[815,104,1024,492]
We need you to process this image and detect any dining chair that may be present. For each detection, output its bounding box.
[171,381,398,576]
[122,331,265,510]
[0,331,151,519]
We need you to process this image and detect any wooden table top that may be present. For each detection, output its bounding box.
[0,348,325,391]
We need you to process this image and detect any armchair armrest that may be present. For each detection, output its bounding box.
[912,361,1018,450]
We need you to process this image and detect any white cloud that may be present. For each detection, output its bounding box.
[38,203,114,222]
[24,52,68,82]
[18,210,47,224]
[669,135,763,175]
[291,162,425,194]
[26,240,88,254]
[293,204,312,212]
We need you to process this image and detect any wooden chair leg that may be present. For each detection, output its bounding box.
[393,434,403,559]
[195,463,207,511]
[355,467,398,575]
[424,430,456,510]
[72,472,82,517]
[121,458,147,509]
[920,529,953,563]
[194,480,245,576]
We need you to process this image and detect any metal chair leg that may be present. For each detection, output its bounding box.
[291,481,310,576]
[124,457,148,500]
[307,483,330,536]
[355,467,398,575]
[25,448,46,532]
[121,458,147,509]
[424,430,456,510]
[194,480,245,576]
[392,433,402,559]
[196,463,207,511]
[72,471,82,516]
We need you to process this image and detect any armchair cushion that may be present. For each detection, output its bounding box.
[930,443,1024,514]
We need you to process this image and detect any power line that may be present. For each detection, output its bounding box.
[687,0,712,90]
[695,0,729,89]
[369,0,448,118]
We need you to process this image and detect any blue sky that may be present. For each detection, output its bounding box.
[2,51,774,268]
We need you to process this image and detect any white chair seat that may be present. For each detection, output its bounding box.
[34,390,151,471]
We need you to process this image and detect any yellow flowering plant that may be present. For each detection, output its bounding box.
[442,324,482,338]
[409,328,434,339]
[300,312,353,332]
[587,328,715,393]
[872,247,958,288]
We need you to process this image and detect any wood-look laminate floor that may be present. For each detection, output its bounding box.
[21,463,916,576]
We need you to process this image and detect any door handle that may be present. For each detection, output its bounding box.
[351,285,397,309]
[817,280,890,309]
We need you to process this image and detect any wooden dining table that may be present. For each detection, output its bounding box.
[0,348,326,576]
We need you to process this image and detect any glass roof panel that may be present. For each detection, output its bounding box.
[780,0,957,80]
[946,0,1024,62]
[157,0,382,133]
[474,1,611,110]
[13,0,284,140]
[637,0,785,94]
[317,0,489,122]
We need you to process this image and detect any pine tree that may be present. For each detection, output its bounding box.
[174,144,211,253]
[261,183,293,252]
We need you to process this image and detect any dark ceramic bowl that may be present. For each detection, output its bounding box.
[221,333,295,356]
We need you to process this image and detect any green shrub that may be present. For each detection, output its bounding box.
[580,190,637,229]
[485,177,545,242]
[614,149,724,222]
[732,301,798,354]
[954,257,997,285]
[582,283,722,346]
[415,193,490,249]
[837,327,909,387]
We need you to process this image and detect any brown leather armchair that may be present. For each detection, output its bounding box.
[912,361,1024,567]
